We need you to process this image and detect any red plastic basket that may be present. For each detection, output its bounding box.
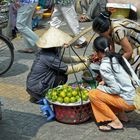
[53,102,92,124]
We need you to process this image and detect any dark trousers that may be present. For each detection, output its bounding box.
[26,75,68,100]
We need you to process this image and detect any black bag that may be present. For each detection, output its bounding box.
[87,0,107,19]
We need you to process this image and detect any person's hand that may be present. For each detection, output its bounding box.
[99,81,105,85]
[63,43,69,48]
[15,2,21,8]
[82,56,90,62]
[89,53,100,62]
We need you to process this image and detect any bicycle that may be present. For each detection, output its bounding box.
[0,31,14,75]
[0,3,14,75]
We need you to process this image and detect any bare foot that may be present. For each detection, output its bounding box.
[108,118,123,129]
[118,112,129,122]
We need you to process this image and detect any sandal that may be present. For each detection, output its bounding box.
[18,49,34,53]
[107,124,124,131]
[98,125,112,132]
[29,96,39,104]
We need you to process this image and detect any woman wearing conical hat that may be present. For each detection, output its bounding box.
[26,28,91,103]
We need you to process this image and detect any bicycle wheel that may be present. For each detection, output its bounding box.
[135,63,140,79]
[0,34,14,75]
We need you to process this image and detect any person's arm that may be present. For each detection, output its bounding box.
[62,56,88,63]
[65,61,91,74]
[119,37,133,60]
[44,54,90,75]
[113,27,133,60]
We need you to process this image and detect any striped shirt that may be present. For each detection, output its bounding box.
[20,0,38,3]
[54,0,74,6]
[111,19,140,48]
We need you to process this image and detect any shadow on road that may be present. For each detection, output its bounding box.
[1,62,29,77]
[0,109,49,140]
[125,111,140,130]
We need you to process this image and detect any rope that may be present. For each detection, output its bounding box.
[83,32,96,56]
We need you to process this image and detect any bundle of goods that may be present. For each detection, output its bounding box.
[45,83,97,124]
[108,0,140,21]
[0,0,9,28]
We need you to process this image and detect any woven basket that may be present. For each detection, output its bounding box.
[53,102,92,124]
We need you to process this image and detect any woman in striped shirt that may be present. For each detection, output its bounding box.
[92,12,140,60]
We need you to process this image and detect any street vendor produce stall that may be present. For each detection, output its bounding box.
[45,80,97,124]
[34,24,99,124]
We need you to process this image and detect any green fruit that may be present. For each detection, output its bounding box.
[75,86,80,91]
[75,95,80,101]
[59,91,66,98]
[72,91,78,97]
[46,91,52,99]
[83,92,88,97]
[70,97,77,103]
[63,89,68,93]
[67,92,72,98]
[52,91,57,97]
[47,94,52,100]
[64,97,70,104]
[83,89,88,93]
[67,86,73,92]
[82,95,88,101]
[62,84,68,89]
[51,95,58,102]
[57,97,63,103]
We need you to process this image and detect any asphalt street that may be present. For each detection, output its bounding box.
[0,21,140,140]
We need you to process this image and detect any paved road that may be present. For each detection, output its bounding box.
[0,22,140,140]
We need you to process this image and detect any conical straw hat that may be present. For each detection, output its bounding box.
[36,27,73,48]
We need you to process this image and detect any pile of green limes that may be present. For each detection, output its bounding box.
[45,84,89,104]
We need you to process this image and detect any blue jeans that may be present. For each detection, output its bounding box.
[16,3,39,49]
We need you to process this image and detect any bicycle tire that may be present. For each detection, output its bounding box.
[0,34,14,75]
[135,63,140,79]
